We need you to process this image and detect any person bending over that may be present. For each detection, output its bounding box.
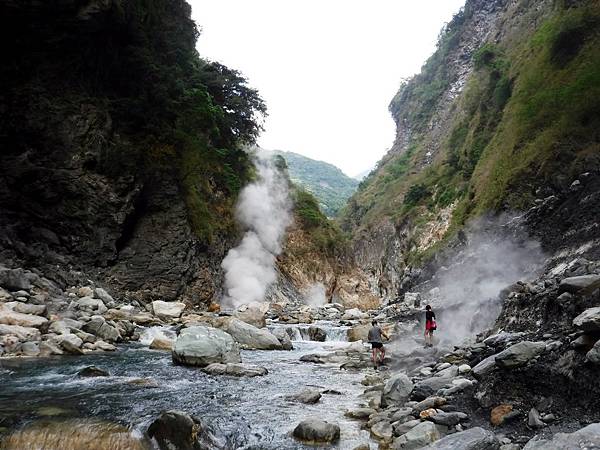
[368,320,389,368]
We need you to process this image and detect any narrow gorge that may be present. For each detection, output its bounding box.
[1,0,599,449]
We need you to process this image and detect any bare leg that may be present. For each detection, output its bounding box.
[380,346,386,363]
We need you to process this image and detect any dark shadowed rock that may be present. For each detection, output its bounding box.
[308,326,327,342]
[292,419,340,444]
[573,307,600,332]
[494,341,546,369]
[78,366,110,377]
[147,410,202,450]
[559,275,600,294]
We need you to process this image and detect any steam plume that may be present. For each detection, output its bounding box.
[304,283,327,307]
[221,152,291,309]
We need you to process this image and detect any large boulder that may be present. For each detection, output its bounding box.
[82,316,121,343]
[0,304,47,328]
[382,373,413,407]
[152,301,186,321]
[342,308,368,320]
[308,326,327,342]
[172,326,241,367]
[94,287,114,304]
[412,377,453,401]
[494,341,546,369]
[422,427,500,449]
[147,410,203,450]
[573,307,600,332]
[287,389,322,404]
[234,305,267,328]
[271,328,293,350]
[49,318,84,335]
[559,275,600,295]
[347,324,370,342]
[215,317,282,350]
[523,423,600,449]
[472,354,497,379]
[0,267,32,291]
[292,419,340,444]
[586,340,600,364]
[393,421,445,449]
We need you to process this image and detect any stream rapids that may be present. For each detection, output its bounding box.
[0,322,376,449]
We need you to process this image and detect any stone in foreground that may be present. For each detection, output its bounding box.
[147,410,202,450]
[393,421,445,449]
[573,307,600,332]
[422,427,500,449]
[292,419,340,444]
[381,373,413,407]
[523,423,600,449]
[172,326,241,367]
[559,275,600,294]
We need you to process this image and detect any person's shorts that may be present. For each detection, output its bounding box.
[371,342,383,349]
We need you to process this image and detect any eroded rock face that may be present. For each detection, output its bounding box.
[172,326,241,367]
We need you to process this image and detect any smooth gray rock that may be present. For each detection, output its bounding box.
[216,317,282,350]
[172,326,241,367]
[423,427,500,449]
[483,332,526,348]
[288,388,322,404]
[393,419,422,436]
[19,341,40,356]
[528,408,545,428]
[0,324,41,341]
[0,304,48,328]
[472,355,497,380]
[382,373,414,407]
[292,419,340,443]
[523,423,600,449]
[495,341,546,369]
[94,287,114,304]
[573,307,600,332]
[77,297,107,314]
[152,300,186,320]
[393,421,446,449]
[345,408,376,420]
[271,328,293,350]
[371,420,393,442]
[559,275,600,294]
[10,302,46,316]
[412,377,453,400]
[428,411,468,427]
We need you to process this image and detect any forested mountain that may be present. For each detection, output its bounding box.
[273,151,359,217]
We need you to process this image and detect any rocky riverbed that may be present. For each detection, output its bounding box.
[1,257,600,449]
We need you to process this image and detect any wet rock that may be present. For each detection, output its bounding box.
[292,419,340,444]
[0,304,48,328]
[522,423,600,449]
[202,363,268,377]
[215,317,282,350]
[152,301,186,321]
[172,325,241,367]
[382,373,414,407]
[150,337,173,350]
[288,388,321,404]
[300,354,324,364]
[345,408,376,420]
[573,307,600,332]
[559,275,600,295]
[308,326,327,342]
[393,421,445,449]
[271,328,293,350]
[586,340,600,363]
[95,340,117,351]
[78,366,110,377]
[495,341,546,369]
[527,408,545,428]
[422,426,500,449]
[147,410,203,450]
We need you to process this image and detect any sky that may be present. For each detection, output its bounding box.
[189,0,465,177]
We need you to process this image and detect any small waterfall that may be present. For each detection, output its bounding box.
[271,324,349,342]
[139,326,176,346]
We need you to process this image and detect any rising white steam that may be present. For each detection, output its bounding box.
[304,283,327,307]
[221,152,292,309]
[425,216,545,345]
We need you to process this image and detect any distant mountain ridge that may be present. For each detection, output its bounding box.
[273,150,359,217]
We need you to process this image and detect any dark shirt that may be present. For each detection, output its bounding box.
[368,326,383,343]
[426,310,436,321]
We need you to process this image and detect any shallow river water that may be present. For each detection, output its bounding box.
[0,323,376,449]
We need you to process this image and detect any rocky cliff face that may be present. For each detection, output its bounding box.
[342,0,600,302]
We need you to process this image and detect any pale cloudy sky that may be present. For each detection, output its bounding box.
[189,1,465,177]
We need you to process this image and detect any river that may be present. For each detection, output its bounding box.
[0,322,376,449]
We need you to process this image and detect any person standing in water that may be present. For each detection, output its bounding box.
[424,305,436,347]
[368,320,389,368]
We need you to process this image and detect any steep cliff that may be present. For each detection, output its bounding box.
[0,0,265,306]
[341,0,600,301]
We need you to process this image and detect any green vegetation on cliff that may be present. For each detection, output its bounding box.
[342,0,600,262]
[0,0,265,244]
[275,151,359,217]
